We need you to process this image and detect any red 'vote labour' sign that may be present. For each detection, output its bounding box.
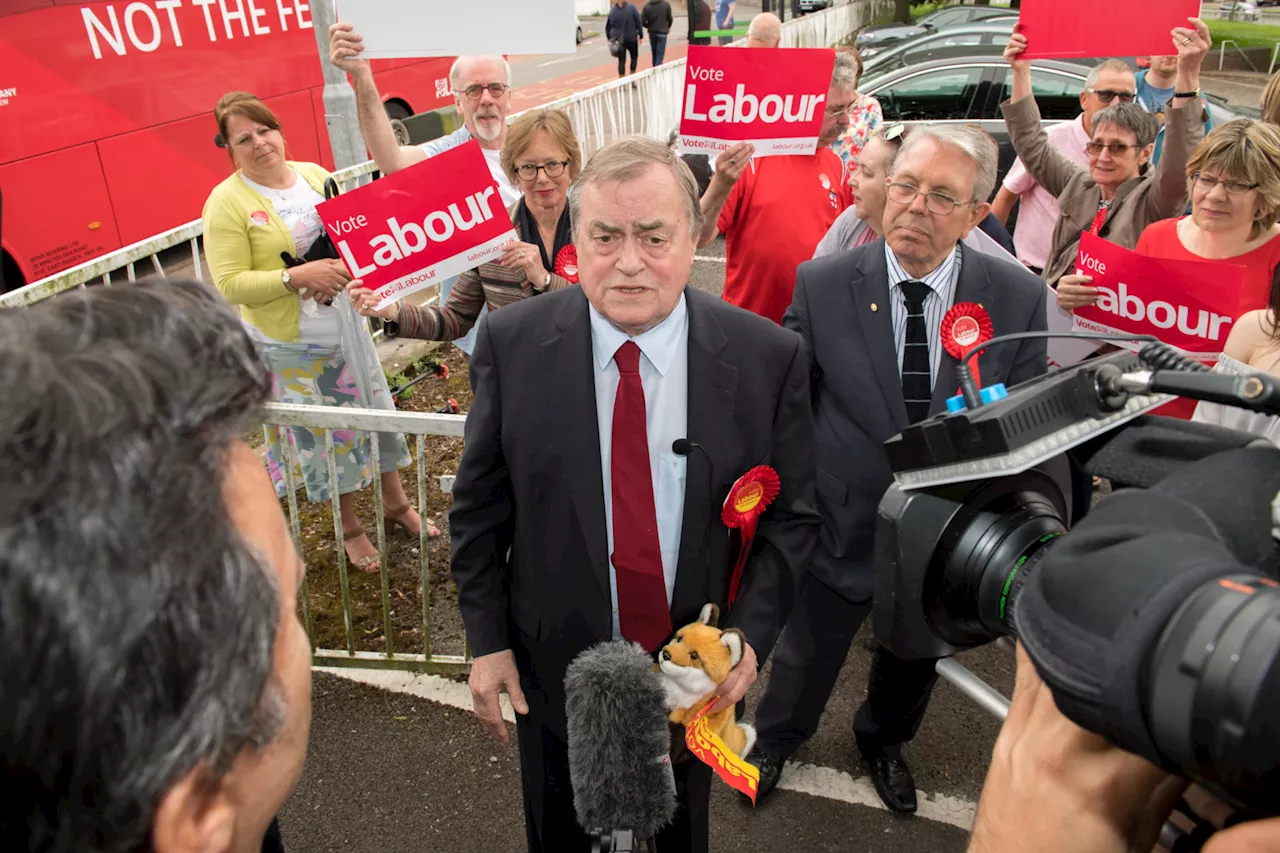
[678,46,835,157]
[1070,233,1245,357]
[1017,0,1200,60]
[316,142,517,308]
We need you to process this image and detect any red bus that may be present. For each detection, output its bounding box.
[0,0,454,290]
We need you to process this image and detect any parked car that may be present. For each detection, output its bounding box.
[1218,0,1262,20]
[854,6,1018,57]
[798,0,829,14]
[857,56,1241,200]
[576,14,584,43]
[860,21,1017,77]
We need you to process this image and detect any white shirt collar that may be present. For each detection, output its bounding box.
[589,293,688,376]
[885,242,961,297]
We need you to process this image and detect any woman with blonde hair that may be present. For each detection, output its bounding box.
[202,91,434,572]
[1262,70,1280,127]
[351,108,584,337]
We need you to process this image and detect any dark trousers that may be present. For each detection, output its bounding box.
[262,818,284,853]
[649,32,668,66]
[516,711,712,852]
[617,39,639,76]
[753,572,940,760]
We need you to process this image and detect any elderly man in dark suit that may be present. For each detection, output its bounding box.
[748,125,1049,813]
[450,136,820,853]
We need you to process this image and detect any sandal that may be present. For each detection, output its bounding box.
[384,503,441,539]
[342,527,381,573]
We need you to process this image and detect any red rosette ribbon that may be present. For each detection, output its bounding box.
[940,302,994,390]
[553,244,579,283]
[720,466,781,607]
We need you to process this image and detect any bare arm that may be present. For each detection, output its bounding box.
[698,141,754,247]
[991,187,1019,226]
[330,23,426,175]
[1147,19,1210,219]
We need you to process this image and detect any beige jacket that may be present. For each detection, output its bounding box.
[1000,95,1204,287]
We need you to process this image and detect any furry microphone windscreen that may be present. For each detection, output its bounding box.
[564,639,677,839]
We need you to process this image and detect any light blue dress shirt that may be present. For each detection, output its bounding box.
[589,296,689,637]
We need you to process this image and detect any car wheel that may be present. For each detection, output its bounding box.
[577,25,583,43]
[385,101,412,146]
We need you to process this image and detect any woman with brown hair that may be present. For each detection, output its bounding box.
[202,91,434,572]
[1262,70,1280,127]
[350,108,584,337]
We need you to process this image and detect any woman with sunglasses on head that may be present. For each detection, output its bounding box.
[350,108,583,338]
[1000,22,1211,314]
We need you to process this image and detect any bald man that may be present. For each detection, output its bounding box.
[746,12,781,47]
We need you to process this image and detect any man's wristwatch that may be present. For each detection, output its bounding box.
[281,268,295,292]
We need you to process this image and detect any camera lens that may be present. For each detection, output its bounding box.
[920,469,1070,649]
[1147,574,1280,811]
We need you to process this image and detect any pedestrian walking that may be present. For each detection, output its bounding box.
[606,0,643,77]
[642,0,673,67]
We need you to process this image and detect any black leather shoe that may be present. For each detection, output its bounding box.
[748,750,786,803]
[861,749,918,813]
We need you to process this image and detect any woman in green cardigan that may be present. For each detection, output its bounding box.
[202,91,436,571]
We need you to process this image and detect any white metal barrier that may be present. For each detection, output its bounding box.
[1,0,891,310]
[264,401,471,672]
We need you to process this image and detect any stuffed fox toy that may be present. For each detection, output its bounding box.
[657,603,757,759]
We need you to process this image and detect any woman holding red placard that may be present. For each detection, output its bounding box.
[1000,22,1210,312]
[351,109,583,340]
[202,91,430,573]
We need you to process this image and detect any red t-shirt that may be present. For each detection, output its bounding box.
[717,151,852,324]
[1136,217,1280,419]
[1136,217,1280,316]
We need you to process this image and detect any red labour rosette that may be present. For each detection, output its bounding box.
[940,302,994,390]
[721,466,781,607]
[553,244,579,283]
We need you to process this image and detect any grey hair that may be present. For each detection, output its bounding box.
[570,136,704,240]
[831,48,861,93]
[0,279,282,853]
[1092,102,1158,148]
[449,54,513,91]
[1085,58,1136,90]
[894,124,999,203]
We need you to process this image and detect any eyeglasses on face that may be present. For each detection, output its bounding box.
[516,160,570,181]
[1086,88,1136,104]
[462,82,509,100]
[1086,140,1140,156]
[1191,172,1259,196]
[885,181,970,215]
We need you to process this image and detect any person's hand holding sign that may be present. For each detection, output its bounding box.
[714,142,755,186]
[1056,274,1099,313]
[348,281,401,323]
[499,241,552,291]
[1002,31,1030,74]
[329,23,370,78]
[1171,18,1210,108]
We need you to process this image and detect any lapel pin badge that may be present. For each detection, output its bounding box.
[871,302,878,312]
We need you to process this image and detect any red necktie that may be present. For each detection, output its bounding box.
[611,341,672,653]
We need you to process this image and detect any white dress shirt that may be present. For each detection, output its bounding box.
[589,296,689,637]
[885,243,962,386]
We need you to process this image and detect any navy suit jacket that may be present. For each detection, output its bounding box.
[783,239,1048,604]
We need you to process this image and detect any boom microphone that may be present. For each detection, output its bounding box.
[565,640,677,844]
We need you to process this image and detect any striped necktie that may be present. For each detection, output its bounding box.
[899,280,933,424]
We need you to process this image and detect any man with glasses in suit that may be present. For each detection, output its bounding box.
[748,124,1049,815]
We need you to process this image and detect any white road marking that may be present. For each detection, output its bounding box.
[695,255,726,263]
[536,54,583,67]
[316,666,977,831]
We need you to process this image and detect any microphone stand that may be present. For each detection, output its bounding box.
[589,828,639,852]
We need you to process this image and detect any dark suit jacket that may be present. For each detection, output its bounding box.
[450,286,820,737]
[784,239,1048,605]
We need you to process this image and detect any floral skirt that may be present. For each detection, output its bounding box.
[261,342,411,504]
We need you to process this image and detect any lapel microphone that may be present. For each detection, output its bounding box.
[673,439,719,561]
[671,438,711,464]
